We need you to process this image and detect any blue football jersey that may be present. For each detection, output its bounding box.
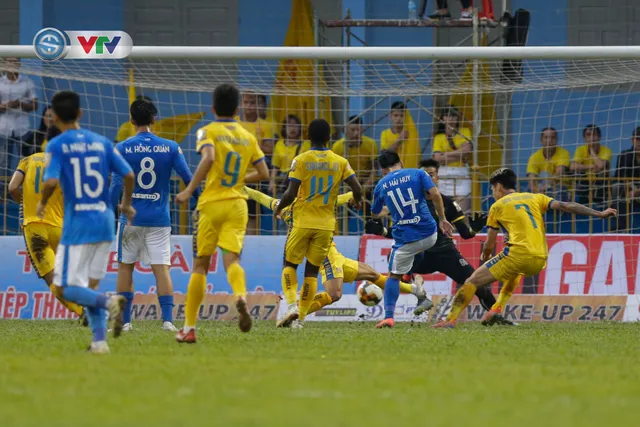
[110,131,196,227]
[44,129,133,245]
[371,168,437,244]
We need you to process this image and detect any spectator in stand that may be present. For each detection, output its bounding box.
[269,114,309,197]
[380,101,421,169]
[0,57,38,182]
[612,127,640,231]
[429,0,474,20]
[570,124,611,203]
[527,127,570,201]
[256,94,268,120]
[332,115,378,211]
[33,105,56,152]
[432,107,472,212]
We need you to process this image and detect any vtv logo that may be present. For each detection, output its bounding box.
[77,36,122,55]
[33,28,132,61]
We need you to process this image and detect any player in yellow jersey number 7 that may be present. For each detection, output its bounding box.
[433,168,617,329]
[275,119,363,329]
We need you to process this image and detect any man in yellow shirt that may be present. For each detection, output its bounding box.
[570,124,612,202]
[175,84,269,343]
[275,119,363,329]
[434,168,617,328]
[8,153,83,317]
[527,127,570,196]
[269,114,310,196]
[380,101,421,169]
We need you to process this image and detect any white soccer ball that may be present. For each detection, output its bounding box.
[357,282,383,307]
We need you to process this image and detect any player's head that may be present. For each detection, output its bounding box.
[213,84,240,118]
[308,118,331,148]
[281,114,302,141]
[583,124,601,145]
[420,158,440,184]
[51,90,82,126]
[540,127,558,148]
[130,97,158,127]
[390,101,405,126]
[489,168,517,200]
[345,115,363,142]
[378,149,402,173]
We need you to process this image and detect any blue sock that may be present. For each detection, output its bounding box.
[119,291,134,324]
[87,307,107,342]
[63,287,108,308]
[158,294,174,323]
[384,277,400,319]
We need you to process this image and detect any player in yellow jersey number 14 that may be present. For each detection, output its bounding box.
[433,168,617,329]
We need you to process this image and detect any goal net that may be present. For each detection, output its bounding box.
[1,46,639,321]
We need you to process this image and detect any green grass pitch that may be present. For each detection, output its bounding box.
[0,320,638,427]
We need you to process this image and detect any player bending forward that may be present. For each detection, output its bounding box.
[175,84,269,343]
[275,119,363,329]
[110,98,200,333]
[37,91,136,353]
[245,187,431,323]
[9,153,84,318]
[371,150,454,329]
[433,168,617,328]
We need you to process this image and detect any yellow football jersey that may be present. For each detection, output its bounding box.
[17,153,64,228]
[196,119,265,207]
[487,192,553,258]
[288,148,355,231]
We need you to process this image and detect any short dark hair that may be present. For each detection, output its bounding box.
[489,168,517,190]
[583,124,601,138]
[420,158,440,170]
[308,119,331,146]
[347,115,362,126]
[541,126,557,137]
[51,91,81,123]
[378,150,401,169]
[391,101,406,111]
[212,84,240,117]
[130,98,157,127]
[281,114,301,140]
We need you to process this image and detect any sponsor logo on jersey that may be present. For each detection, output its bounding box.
[132,193,161,201]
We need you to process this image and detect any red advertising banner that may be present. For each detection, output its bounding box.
[360,234,640,295]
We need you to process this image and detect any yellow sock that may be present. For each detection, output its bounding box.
[374,275,414,294]
[245,186,277,210]
[49,284,83,316]
[307,292,333,315]
[446,283,477,322]
[298,277,318,321]
[282,266,298,305]
[227,262,247,298]
[491,276,521,311]
[184,273,206,328]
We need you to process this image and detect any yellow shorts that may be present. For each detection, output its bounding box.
[320,245,359,284]
[284,227,333,267]
[486,248,547,283]
[23,223,61,278]
[194,199,248,257]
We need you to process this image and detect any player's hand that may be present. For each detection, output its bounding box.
[439,219,454,237]
[175,190,192,204]
[349,198,362,210]
[365,218,385,236]
[35,201,45,219]
[599,208,618,218]
[273,209,282,221]
[119,204,136,225]
[469,212,488,232]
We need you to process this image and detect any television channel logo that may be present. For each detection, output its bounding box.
[33,28,133,61]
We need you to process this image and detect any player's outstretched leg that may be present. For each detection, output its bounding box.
[307,278,343,315]
[363,264,432,316]
[278,261,300,328]
[223,250,252,333]
[481,275,521,326]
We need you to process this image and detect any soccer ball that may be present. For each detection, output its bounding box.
[357,282,383,307]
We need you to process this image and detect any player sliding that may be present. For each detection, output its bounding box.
[244,187,431,318]
[37,91,136,353]
[433,168,617,328]
[8,153,84,319]
[371,150,454,329]
[110,98,200,333]
[275,118,363,329]
[175,84,269,343]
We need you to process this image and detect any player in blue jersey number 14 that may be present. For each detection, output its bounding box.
[371,150,453,328]
[37,91,136,354]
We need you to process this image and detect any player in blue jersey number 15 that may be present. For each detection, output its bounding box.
[110,98,201,333]
[371,150,453,328]
[37,91,136,354]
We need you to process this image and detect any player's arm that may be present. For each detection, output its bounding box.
[38,145,61,218]
[344,175,363,210]
[245,158,269,184]
[481,227,498,263]
[274,178,300,217]
[8,165,25,203]
[176,144,214,204]
[109,147,136,223]
[549,200,617,218]
[173,146,201,201]
[109,172,123,212]
[245,185,278,211]
[365,218,392,238]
